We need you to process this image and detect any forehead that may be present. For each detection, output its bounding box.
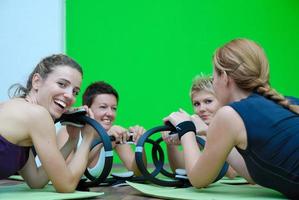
[47,65,82,84]
[92,94,117,105]
[192,90,215,100]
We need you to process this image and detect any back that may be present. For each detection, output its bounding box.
[230,93,299,198]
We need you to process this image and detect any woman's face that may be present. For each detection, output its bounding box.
[192,90,220,125]
[90,94,117,131]
[35,65,82,119]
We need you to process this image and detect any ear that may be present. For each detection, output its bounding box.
[221,70,229,87]
[31,73,42,91]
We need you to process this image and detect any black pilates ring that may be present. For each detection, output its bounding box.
[85,135,164,186]
[136,124,229,187]
[56,113,113,188]
[135,124,186,187]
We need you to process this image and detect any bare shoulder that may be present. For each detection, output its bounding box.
[214,106,241,120]
[212,106,247,146]
[1,98,52,126]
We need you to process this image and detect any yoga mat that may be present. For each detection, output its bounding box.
[127,181,286,200]
[0,183,103,200]
[219,176,248,184]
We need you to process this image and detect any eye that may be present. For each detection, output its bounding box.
[99,105,107,109]
[57,81,67,88]
[73,89,80,96]
[204,99,213,104]
[193,102,200,107]
[112,106,117,111]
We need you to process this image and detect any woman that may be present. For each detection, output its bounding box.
[0,54,95,192]
[164,39,299,198]
[57,81,146,177]
[163,75,237,179]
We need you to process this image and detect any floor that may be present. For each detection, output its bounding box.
[0,178,162,200]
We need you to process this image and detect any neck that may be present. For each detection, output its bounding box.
[25,92,38,104]
[227,82,252,103]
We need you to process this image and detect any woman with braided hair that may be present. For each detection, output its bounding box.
[164,38,299,198]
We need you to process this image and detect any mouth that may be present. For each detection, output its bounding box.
[54,99,67,111]
[102,118,112,125]
[200,115,210,120]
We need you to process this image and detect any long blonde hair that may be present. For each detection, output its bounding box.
[213,38,299,114]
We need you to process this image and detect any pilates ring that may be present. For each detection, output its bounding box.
[135,124,185,187]
[84,135,164,186]
[135,123,229,187]
[56,111,113,187]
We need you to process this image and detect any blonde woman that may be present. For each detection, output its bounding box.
[163,75,237,179]
[164,39,299,198]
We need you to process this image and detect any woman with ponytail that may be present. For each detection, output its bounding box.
[164,39,299,198]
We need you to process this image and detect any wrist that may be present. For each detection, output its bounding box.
[176,121,196,140]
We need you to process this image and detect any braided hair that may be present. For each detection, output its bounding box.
[213,38,299,114]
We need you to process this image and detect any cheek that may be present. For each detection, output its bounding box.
[94,111,104,121]
[192,105,200,114]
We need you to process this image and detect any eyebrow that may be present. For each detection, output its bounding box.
[59,78,81,92]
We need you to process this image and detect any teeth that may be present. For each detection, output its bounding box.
[103,119,111,123]
[54,100,66,108]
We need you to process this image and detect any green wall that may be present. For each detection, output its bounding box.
[66,0,299,162]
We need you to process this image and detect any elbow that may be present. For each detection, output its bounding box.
[54,184,76,193]
[189,177,209,189]
[52,178,77,193]
[26,181,47,189]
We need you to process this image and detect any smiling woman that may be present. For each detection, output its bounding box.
[57,81,147,179]
[0,54,97,193]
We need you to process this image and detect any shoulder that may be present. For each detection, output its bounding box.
[8,99,53,132]
[210,106,245,141]
[20,101,52,124]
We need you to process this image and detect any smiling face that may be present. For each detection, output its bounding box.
[192,90,220,125]
[34,65,82,119]
[89,94,117,131]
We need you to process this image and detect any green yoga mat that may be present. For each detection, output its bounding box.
[0,183,103,200]
[127,181,286,200]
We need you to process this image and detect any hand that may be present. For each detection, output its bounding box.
[128,125,146,143]
[190,114,208,136]
[162,131,181,145]
[81,106,96,140]
[108,125,128,144]
[64,106,87,140]
[163,108,192,127]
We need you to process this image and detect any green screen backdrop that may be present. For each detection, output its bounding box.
[66,0,299,163]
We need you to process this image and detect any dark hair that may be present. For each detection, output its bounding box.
[8,54,83,98]
[82,81,119,107]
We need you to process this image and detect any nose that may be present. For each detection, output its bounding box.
[63,88,75,105]
[198,104,207,113]
[105,107,115,117]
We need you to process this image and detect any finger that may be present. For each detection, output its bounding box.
[179,108,191,117]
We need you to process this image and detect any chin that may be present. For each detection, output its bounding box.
[50,111,62,121]
[204,120,210,125]
[102,124,112,131]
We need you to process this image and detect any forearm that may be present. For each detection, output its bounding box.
[166,144,185,172]
[67,135,93,186]
[60,137,78,160]
[19,152,49,188]
[180,132,202,179]
[115,144,143,176]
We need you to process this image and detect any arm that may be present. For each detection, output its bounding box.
[165,107,249,188]
[114,125,147,176]
[19,107,94,193]
[162,132,185,172]
[56,126,80,163]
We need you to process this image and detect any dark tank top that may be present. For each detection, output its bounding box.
[229,93,299,198]
[0,135,30,179]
